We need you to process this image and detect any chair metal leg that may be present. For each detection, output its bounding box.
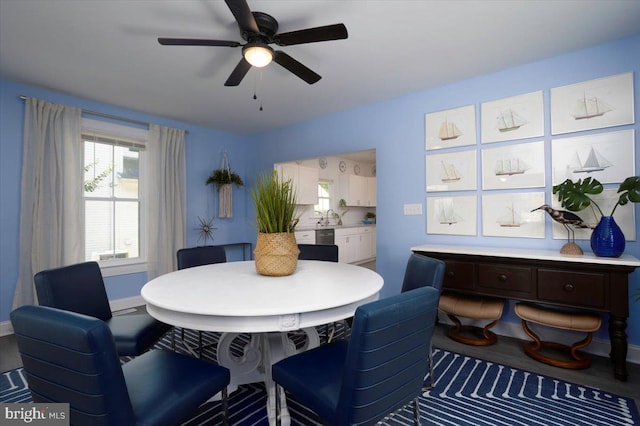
[422,345,435,391]
[413,397,420,425]
[221,386,229,426]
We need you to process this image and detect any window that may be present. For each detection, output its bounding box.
[315,180,332,214]
[82,119,147,272]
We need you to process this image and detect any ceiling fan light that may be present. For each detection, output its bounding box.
[243,44,273,68]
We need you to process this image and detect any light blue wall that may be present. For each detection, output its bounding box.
[0,79,250,318]
[247,35,640,344]
[1,35,638,346]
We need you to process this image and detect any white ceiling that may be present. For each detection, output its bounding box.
[1,1,639,135]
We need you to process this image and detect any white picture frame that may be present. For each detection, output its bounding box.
[551,190,636,241]
[551,129,635,185]
[425,104,477,150]
[551,72,635,135]
[426,150,477,192]
[481,91,544,144]
[482,192,546,238]
[426,195,477,236]
[481,140,545,190]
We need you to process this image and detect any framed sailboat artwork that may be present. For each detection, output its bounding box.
[551,72,634,135]
[426,195,477,236]
[481,140,545,190]
[425,104,477,150]
[426,150,477,192]
[551,129,635,185]
[481,91,544,144]
[482,192,545,238]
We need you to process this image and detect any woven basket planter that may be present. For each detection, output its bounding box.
[254,232,300,276]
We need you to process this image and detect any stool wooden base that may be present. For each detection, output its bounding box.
[445,318,498,346]
[439,293,505,346]
[521,321,593,369]
[515,303,600,370]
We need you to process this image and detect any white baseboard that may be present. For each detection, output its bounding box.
[0,295,146,337]
[437,312,640,365]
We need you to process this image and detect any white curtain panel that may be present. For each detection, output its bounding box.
[13,98,83,308]
[146,124,186,280]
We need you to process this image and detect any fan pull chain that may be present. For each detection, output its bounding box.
[258,70,264,111]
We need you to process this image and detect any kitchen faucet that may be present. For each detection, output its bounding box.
[325,209,335,226]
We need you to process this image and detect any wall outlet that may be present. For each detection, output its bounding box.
[403,203,423,215]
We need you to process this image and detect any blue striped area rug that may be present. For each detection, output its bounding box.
[2,329,638,426]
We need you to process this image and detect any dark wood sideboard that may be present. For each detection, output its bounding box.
[411,244,640,381]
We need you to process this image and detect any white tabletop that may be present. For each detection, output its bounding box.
[142,260,384,333]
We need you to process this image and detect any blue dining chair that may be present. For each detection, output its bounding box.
[177,245,227,357]
[298,244,339,262]
[272,286,440,426]
[177,245,227,269]
[401,253,446,389]
[34,261,171,357]
[298,244,340,341]
[11,305,230,426]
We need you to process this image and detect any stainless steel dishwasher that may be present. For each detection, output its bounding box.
[315,228,335,245]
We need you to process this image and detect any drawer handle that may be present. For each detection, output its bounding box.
[447,271,455,278]
[498,274,508,282]
[563,283,575,292]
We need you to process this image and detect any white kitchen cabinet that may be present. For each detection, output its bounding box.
[334,226,376,264]
[339,175,376,207]
[294,230,315,244]
[278,164,318,205]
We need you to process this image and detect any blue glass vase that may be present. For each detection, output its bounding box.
[590,216,625,258]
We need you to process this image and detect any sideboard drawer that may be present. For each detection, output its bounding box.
[537,269,606,309]
[478,264,534,298]
[443,261,475,290]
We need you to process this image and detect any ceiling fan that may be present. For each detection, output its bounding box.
[158,0,348,86]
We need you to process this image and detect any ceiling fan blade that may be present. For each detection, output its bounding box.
[273,51,321,84]
[275,24,348,46]
[224,58,252,86]
[158,38,241,47]
[224,0,259,35]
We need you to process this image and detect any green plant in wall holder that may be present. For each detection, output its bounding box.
[553,176,640,258]
[252,170,300,276]
[206,151,243,218]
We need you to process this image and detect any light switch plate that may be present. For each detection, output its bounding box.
[403,203,423,215]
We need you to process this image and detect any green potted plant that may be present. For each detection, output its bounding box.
[252,170,300,276]
[364,211,376,224]
[206,168,244,219]
[553,176,640,257]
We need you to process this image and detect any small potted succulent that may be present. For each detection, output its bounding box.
[553,176,640,257]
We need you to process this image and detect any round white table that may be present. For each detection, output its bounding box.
[141,260,383,425]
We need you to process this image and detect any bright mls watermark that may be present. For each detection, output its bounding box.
[0,404,69,425]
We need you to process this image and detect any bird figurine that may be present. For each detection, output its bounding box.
[531,204,589,254]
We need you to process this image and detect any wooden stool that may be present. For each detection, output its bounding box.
[438,293,505,346]
[514,303,601,369]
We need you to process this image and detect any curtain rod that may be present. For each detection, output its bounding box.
[19,95,188,133]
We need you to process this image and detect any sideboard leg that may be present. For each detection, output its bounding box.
[608,315,628,381]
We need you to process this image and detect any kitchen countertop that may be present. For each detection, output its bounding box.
[296,224,376,231]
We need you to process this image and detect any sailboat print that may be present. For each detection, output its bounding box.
[497,204,522,228]
[494,158,530,176]
[497,109,527,133]
[573,93,614,120]
[437,199,463,225]
[571,147,612,174]
[438,120,462,141]
[440,161,462,182]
